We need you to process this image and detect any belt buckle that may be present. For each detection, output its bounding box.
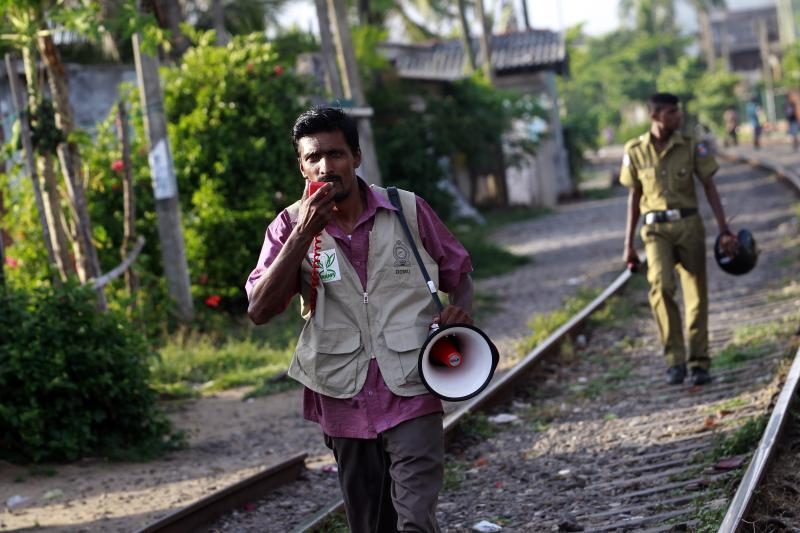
[666,209,680,221]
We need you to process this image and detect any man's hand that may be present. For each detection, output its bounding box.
[719,231,738,257]
[297,182,335,237]
[435,305,473,326]
[623,245,640,269]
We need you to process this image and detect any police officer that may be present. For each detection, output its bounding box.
[620,93,738,386]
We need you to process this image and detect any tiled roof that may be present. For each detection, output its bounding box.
[381,29,566,81]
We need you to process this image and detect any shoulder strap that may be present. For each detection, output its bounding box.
[387,186,444,313]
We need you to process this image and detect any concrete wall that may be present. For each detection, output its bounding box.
[0,63,136,141]
[496,70,572,207]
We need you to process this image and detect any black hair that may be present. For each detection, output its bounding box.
[292,107,360,156]
[648,92,680,113]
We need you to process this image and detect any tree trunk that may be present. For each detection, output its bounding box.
[358,0,370,25]
[520,0,530,29]
[697,6,716,70]
[39,154,75,278]
[4,54,60,286]
[22,46,75,280]
[475,0,494,84]
[212,0,230,46]
[117,102,139,299]
[457,0,477,73]
[37,35,106,309]
[149,0,190,61]
[99,0,121,60]
[314,0,345,100]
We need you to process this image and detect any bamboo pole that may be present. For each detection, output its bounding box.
[4,54,59,285]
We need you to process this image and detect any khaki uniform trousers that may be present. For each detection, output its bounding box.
[640,214,710,370]
[324,413,444,533]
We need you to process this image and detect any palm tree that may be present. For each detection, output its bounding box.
[618,0,676,35]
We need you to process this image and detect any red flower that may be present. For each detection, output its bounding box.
[4,256,18,268]
[273,65,284,76]
[246,62,254,73]
[111,159,124,173]
[204,294,221,308]
[198,273,209,285]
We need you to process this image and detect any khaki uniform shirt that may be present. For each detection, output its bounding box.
[619,131,719,213]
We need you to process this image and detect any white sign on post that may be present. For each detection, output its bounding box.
[148,138,177,200]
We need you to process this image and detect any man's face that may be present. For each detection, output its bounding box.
[297,130,361,203]
[653,104,683,131]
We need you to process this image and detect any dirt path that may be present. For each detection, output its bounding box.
[1,154,795,532]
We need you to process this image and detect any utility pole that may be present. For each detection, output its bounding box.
[327,0,382,185]
[132,33,194,322]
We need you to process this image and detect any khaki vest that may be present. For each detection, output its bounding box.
[285,186,439,398]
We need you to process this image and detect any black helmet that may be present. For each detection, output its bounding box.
[714,229,758,275]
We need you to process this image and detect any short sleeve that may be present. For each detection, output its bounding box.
[244,210,300,310]
[693,140,719,184]
[619,147,639,189]
[415,196,473,293]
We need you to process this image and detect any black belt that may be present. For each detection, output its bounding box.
[643,208,697,225]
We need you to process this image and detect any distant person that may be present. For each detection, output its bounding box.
[786,97,798,152]
[746,97,762,149]
[604,125,615,146]
[723,106,739,147]
[246,107,474,532]
[619,92,738,386]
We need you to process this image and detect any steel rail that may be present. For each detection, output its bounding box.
[294,266,636,532]
[718,345,800,532]
[717,148,800,195]
[136,452,307,533]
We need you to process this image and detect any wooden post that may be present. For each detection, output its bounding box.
[132,33,194,322]
[37,34,105,295]
[327,0,382,185]
[22,46,75,280]
[5,54,59,286]
[116,101,139,299]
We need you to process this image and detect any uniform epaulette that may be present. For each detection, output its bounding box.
[624,138,642,151]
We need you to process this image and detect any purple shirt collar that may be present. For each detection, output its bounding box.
[324,178,396,239]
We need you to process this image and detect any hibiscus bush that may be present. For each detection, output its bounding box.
[82,32,314,323]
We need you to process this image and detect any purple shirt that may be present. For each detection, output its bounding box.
[246,179,472,438]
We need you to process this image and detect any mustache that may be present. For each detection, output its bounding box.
[321,175,342,183]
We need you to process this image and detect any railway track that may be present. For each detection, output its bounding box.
[135,156,799,532]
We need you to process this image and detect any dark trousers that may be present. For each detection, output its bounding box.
[324,413,444,533]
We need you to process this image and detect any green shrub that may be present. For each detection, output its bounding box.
[0,283,182,463]
[81,32,314,321]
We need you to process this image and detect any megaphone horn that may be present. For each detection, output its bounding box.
[418,323,499,402]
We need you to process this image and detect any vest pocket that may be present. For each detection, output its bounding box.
[383,326,429,387]
[296,327,362,393]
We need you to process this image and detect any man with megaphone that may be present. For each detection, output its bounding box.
[246,107,476,533]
